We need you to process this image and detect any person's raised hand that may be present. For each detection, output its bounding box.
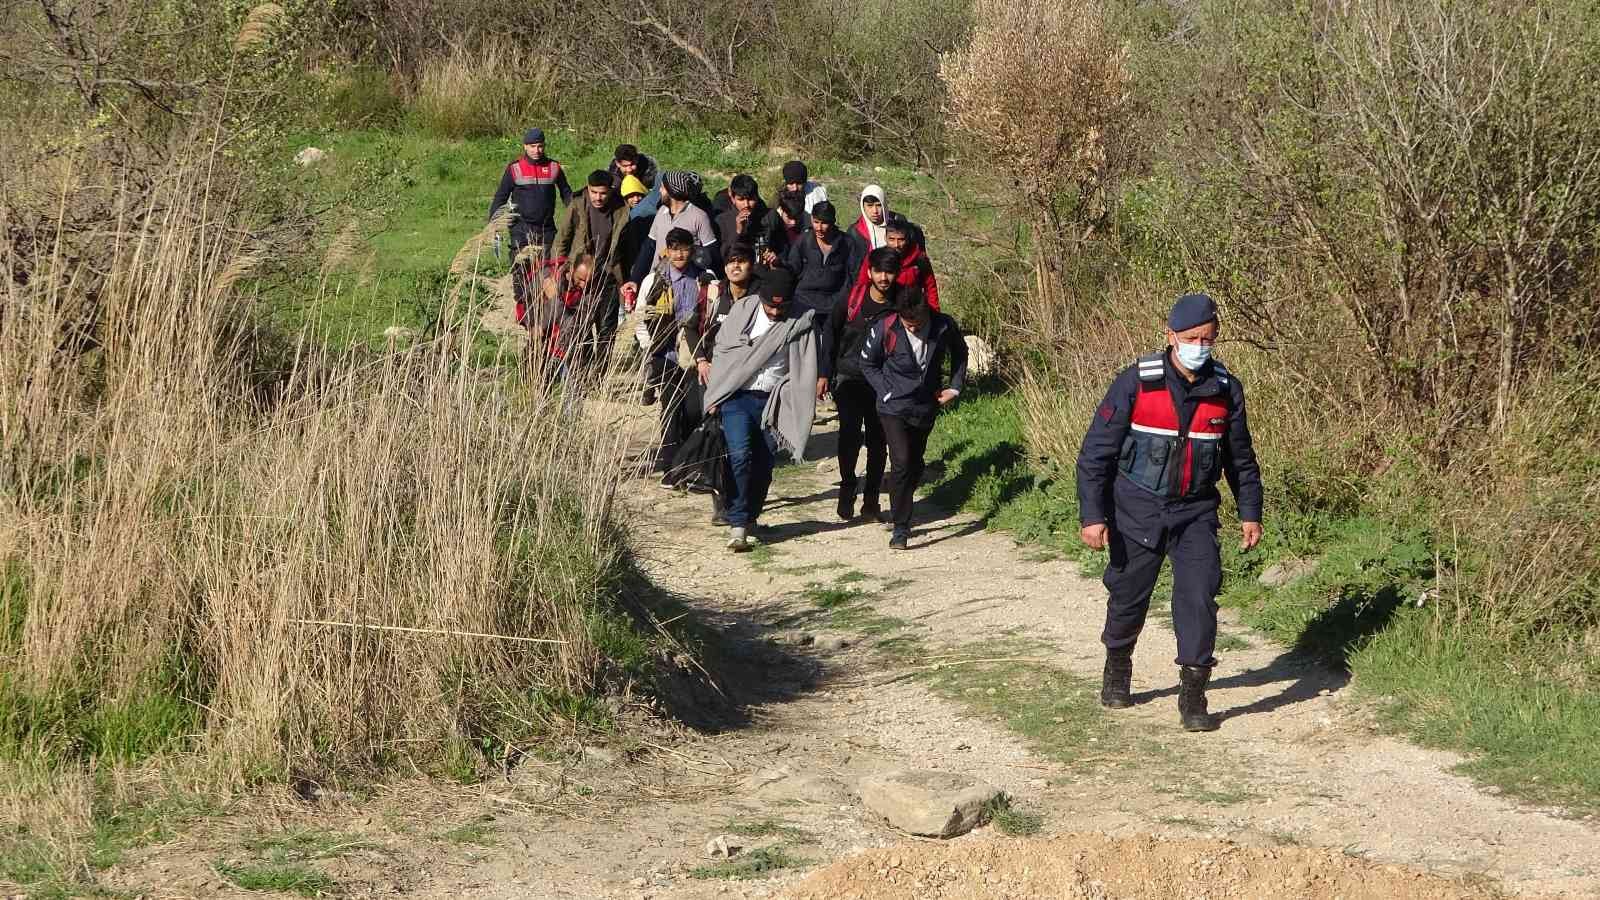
[621,282,638,311]
[761,250,779,267]
[1240,521,1263,552]
[1080,523,1109,551]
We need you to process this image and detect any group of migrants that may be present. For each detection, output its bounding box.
[489,129,1265,732]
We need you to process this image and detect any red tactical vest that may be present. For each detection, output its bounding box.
[510,157,563,186]
[1119,352,1231,498]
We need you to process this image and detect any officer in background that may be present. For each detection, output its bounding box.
[488,127,573,308]
[1074,293,1263,732]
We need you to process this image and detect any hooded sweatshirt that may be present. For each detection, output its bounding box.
[851,184,890,250]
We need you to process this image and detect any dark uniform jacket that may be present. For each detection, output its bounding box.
[1075,350,1263,549]
[489,154,574,245]
[860,311,969,426]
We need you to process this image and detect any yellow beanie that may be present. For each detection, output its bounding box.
[620,174,648,198]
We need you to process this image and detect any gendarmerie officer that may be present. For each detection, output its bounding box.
[1074,293,1263,732]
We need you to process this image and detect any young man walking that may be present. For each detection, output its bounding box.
[779,160,828,214]
[488,127,573,307]
[702,269,822,552]
[1075,293,1264,733]
[821,247,903,521]
[624,171,720,310]
[784,200,854,327]
[553,170,629,365]
[859,290,968,550]
[685,243,760,526]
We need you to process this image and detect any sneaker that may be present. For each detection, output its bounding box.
[889,529,909,550]
[727,526,751,552]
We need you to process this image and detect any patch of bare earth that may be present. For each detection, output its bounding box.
[783,832,1493,900]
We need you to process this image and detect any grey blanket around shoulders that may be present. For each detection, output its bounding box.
[702,296,819,458]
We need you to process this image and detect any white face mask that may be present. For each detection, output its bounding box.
[1174,341,1212,371]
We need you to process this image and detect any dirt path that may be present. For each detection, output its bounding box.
[101,406,1600,899]
[403,406,1596,899]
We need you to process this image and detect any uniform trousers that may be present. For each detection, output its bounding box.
[1101,517,1222,667]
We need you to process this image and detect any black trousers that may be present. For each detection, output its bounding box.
[1101,518,1222,667]
[880,413,932,530]
[834,379,886,509]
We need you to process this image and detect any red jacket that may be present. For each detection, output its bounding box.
[851,243,940,311]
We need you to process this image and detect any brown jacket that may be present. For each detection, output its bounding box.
[554,194,630,284]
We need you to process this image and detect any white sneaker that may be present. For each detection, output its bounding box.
[727,526,751,552]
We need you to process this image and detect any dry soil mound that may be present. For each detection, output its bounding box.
[780,832,1496,900]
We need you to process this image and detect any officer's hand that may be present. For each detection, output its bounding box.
[1240,521,1263,551]
[1080,523,1109,551]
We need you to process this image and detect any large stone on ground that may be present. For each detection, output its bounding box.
[1259,557,1318,588]
[857,769,1001,838]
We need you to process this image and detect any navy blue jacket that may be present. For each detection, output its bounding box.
[860,312,969,425]
[1074,351,1263,549]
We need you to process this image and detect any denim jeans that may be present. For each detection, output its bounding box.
[719,390,773,527]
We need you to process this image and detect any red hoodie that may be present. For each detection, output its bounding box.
[850,243,940,312]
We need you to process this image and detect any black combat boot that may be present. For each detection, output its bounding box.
[1100,647,1134,708]
[1177,665,1220,732]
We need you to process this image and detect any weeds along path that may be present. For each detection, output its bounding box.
[439,407,1597,899]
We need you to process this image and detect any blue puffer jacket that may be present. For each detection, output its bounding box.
[859,311,969,426]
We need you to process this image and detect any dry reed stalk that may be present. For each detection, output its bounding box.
[1,125,643,797]
[234,3,284,51]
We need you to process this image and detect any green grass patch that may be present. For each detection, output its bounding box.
[1164,785,1261,805]
[243,829,374,860]
[921,641,1176,775]
[985,795,1045,836]
[721,817,810,841]
[1352,616,1600,812]
[689,845,808,880]
[1214,633,1251,652]
[438,817,497,847]
[215,859,339,896]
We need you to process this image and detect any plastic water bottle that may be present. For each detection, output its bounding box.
[493,233,502,261]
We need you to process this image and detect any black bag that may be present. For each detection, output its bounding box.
[660,416,728,496]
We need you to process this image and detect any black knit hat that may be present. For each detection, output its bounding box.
[759,268,797,305]
[782,160,808,184]
[1168,293,1218,332]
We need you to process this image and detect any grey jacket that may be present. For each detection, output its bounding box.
[703,297,820,458]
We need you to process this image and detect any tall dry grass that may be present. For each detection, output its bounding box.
[410,38,559,139]
[0,129,640,790]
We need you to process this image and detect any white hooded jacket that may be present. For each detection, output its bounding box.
[854,183,889,250]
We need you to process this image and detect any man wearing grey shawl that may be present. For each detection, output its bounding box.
[703,269,823,551]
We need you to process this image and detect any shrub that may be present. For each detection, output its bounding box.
[941,0,1135,267]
